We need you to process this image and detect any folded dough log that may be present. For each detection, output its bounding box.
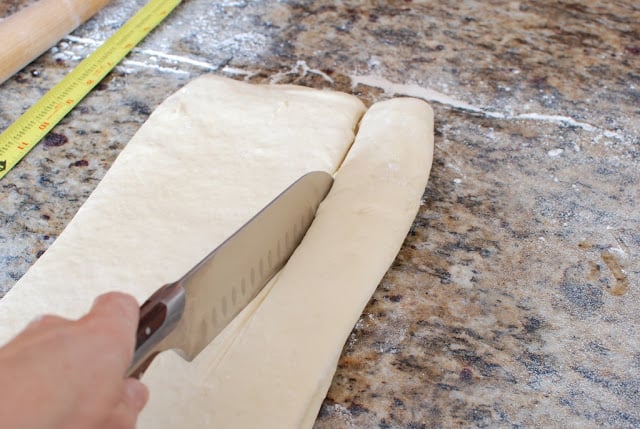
[0,75,434,428]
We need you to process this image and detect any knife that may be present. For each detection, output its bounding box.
[127,171,333,378]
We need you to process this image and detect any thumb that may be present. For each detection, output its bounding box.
[103,379,149,429]
[82,292,140,376]
[123,378,149,413]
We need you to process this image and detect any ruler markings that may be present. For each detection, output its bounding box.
[0,0,182,179]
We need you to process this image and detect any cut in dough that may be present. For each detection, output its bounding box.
[0,75,434,428]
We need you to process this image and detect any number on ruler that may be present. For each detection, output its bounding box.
[0,0,183,180]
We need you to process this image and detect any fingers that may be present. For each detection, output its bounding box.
[80,292,140,375]
[0,292,148,429]
[26,314,68,330]
[102,379,149,429]
[19,314,69,338]
[123,378,149,412]
[6,314,71,351]
[89,292,140,335]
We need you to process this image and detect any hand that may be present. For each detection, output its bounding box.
[0,292,149,429]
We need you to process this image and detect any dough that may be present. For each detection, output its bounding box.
[0,75,365,321]
[0,75,434,428]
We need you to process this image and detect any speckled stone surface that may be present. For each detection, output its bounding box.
[1,1,639,427]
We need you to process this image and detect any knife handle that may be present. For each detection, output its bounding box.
[128,282,186,379]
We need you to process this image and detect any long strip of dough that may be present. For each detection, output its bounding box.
[140,97,434,427]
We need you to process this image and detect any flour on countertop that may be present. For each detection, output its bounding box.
[349,74,627,144]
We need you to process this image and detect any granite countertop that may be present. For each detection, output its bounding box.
[1,1,639,427]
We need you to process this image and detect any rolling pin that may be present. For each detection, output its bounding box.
[0,0,110,85]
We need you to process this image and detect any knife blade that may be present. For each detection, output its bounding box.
[127,171,333,378]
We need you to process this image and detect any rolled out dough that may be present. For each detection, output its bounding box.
[0,75,434,428]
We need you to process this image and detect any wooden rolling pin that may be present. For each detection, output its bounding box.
[0,0,110,85]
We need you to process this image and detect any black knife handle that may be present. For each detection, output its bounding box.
[128,281,186,379]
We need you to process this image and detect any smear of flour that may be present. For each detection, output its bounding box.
[65,35,220,70]
[325,404,356,428]
[132,48,219,71]
[356,75,484,114]
[220,67,256,79]
[64,35,107,47]
[270,61,334,84]
[54,36,628,143]
[61,35,260,82]
[120,60,190,75]
[349,74,626,142]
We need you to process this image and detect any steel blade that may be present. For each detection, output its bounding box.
[168,170,333,360]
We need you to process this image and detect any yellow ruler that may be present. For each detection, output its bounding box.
[0,0,182,180]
